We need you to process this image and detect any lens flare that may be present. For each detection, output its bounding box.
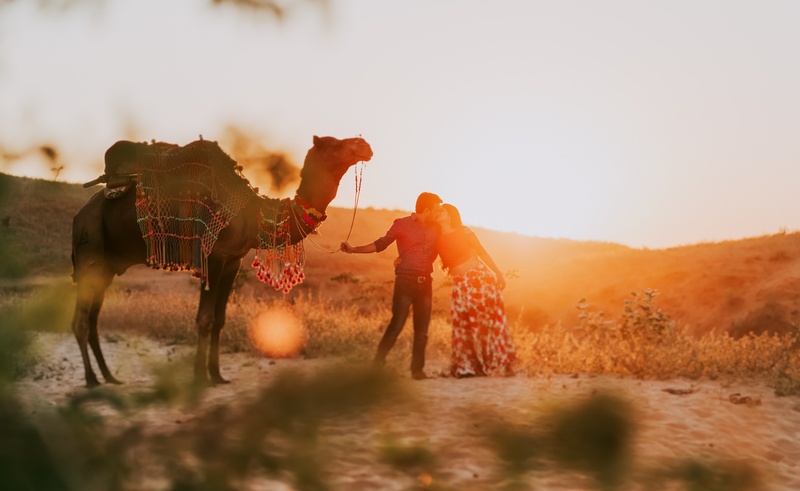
[248,308,305,358]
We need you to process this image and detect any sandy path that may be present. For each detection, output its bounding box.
[13,332,800,490]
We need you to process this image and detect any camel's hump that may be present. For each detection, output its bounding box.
[104,139,239,178]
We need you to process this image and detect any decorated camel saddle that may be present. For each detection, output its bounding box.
[84,138,260,282]
[84,139,245,199]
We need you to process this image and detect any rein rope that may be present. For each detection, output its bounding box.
[294,161,365,254]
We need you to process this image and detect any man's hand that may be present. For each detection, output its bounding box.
[340,242,377,254]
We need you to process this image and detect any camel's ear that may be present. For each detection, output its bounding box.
[313,135,321,146]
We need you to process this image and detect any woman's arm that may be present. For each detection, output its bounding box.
[466,231,506,290]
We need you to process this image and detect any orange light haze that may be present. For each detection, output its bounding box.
[249,308,305,358]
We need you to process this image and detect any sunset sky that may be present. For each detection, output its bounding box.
[1,0,798,248]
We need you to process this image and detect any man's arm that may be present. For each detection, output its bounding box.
[342,219,400,254]
[340,242,378,254]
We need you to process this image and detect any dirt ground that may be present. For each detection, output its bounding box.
[13,331,800,490]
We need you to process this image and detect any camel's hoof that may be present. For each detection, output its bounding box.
[86,378,102,389]
[210,376,230,386]
[105,377,124,385]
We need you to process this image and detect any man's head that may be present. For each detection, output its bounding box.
[415,192,443,223]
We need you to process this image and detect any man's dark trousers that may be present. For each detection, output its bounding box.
[374,273,432,375]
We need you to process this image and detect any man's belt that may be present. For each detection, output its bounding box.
[396,272,431,283]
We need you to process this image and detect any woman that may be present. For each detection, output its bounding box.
[436,203,516,378]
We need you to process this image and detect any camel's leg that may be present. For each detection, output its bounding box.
[194,257,225,383]
[72,290,100,388]
[87,292,122,385]
[208,259,241,385]
[194,288,215,384]
[72,270,112,388]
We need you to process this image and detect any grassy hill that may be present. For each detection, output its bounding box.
[1,172,798,337]
[0,173,97,279]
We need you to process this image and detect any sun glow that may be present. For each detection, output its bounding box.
[248,308,306,358]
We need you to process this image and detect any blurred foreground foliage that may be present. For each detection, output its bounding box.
[0,362,765,490]
[0,0,328,17]
[487,390,762,491]
[1,349,405,490]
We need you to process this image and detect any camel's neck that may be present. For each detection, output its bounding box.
[294,176,341,215]
[294,184,321,213]
[256,196,320,248]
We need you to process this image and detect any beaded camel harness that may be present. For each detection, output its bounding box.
[133,139,322,293]
[251,195,325,293]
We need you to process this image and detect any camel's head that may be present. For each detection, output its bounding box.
[296,135,373,211]
[313,135,372,165]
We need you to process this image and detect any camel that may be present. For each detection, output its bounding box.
[71,135,373,387]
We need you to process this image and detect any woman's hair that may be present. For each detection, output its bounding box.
[437,203,465,274]
[442,203,463,227]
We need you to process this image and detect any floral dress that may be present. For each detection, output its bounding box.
[450,262,516,377]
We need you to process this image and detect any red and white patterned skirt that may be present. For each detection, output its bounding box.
[450,263,516,377]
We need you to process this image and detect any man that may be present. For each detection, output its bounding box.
[340,192,443,379]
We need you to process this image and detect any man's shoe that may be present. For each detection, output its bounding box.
[411,371,429,380]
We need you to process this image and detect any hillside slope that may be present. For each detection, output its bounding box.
[0,173,97,278]
[1,172,798,336]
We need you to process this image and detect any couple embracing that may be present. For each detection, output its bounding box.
[341,192,516,379]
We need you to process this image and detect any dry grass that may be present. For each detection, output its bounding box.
[0,173,96,278]
[4,280,797,396]
[512,290,800,395]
